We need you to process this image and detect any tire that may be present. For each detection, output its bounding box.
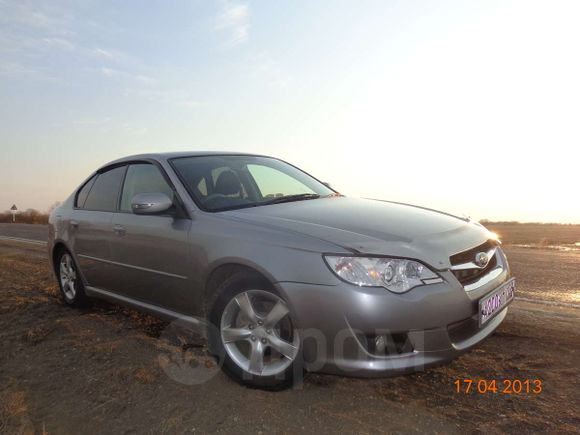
[208,272,303,390]
[55,249,91,308]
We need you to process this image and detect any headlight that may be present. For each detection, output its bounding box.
[324,255,442,293]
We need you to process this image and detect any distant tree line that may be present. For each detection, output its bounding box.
[480,219,579,226]
[0,202,60,224]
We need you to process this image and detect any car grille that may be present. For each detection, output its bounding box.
[450,239,496,265]
[452,255,497,285]
[450,240,498,286]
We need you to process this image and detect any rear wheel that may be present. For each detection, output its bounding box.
[56,250,90,307]
[209,273,302,389]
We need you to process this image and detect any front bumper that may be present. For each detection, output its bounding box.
[275,249,511,377]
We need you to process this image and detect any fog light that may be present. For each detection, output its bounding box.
[375,335,386,354]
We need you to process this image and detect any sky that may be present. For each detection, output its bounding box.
[1,0,579,223]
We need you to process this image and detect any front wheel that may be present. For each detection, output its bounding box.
[209,274,302,389]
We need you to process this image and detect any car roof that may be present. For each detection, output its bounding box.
[98,151,270,171]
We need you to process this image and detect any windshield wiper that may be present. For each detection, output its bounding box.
[263,193,321,205]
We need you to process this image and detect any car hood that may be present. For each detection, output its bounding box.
[222,197,494,270]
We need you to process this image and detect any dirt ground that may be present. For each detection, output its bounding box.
[0,239,579,434]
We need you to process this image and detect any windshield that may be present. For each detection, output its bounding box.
[170,155,335,211]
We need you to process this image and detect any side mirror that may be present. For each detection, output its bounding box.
[131,192,173,215]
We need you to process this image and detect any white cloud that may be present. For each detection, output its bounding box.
[0,1,52,29]
[41,37,75,51]
[93,47,125,62]
[0,59,58,81]
[123,88,202,108]
[0,60,35,75]
[0,1,138,85]
[0,1,73,36]
[215,1,250,47]
[100,67,158,85]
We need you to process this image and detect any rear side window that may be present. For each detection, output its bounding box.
[82,166,126,212]
[75,175,97,208]
[120,164,174,212]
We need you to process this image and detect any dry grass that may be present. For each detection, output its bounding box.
[86,338,124,355]
[133,367,158,384]
[0,256,58,298]
[482,222,580,245]
[2,391,27,417]
[23,326,54,345]
[159,415,184,434]
[109,366,158,385]
[0,390,30,435]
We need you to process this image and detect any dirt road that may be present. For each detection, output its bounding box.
[0,239,579,434]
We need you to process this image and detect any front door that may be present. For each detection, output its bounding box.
[108,163,193,314]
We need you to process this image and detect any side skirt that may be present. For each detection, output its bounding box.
[85,286,207,337]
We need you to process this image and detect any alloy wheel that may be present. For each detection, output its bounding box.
[220,290,299,377]
[59,253,77,301]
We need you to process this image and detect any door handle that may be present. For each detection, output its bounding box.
[113,224,126,236]
[70,220,79,228]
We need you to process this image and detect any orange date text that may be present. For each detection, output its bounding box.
[454,379,542,394]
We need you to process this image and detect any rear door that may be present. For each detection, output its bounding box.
[70,165,127,290]
[109,163,193,313]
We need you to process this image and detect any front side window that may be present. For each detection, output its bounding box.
[120,164,174,212]
[247,164,314,198]
[171,155,334,211]
[82,166,126,212]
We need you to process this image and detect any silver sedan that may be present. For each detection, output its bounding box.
[48,152,514,389]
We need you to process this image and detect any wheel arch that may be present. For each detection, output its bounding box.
[50,241,85,284]
[51,241,70,275]
[203,261,279,317]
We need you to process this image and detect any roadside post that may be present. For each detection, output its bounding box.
[10,204,17,223]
